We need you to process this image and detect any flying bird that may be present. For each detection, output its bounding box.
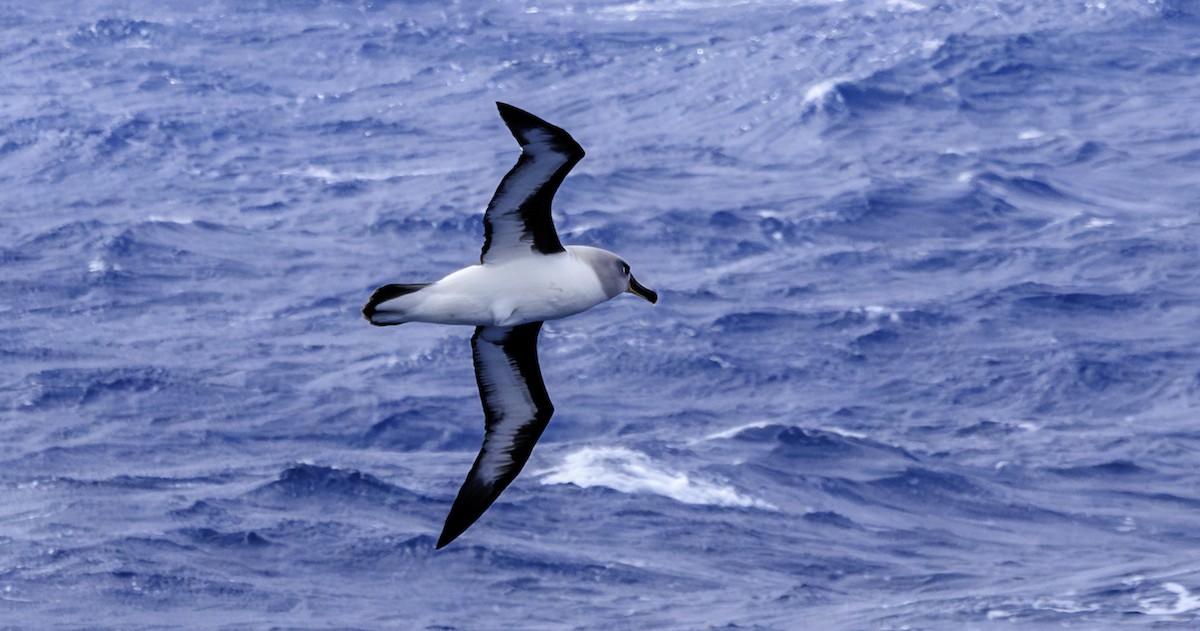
[363,103,658,548]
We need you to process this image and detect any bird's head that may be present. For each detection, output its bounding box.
[573,246,658,304]
[616,258,658,304]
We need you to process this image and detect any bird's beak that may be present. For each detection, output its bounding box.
[626,275,658,304]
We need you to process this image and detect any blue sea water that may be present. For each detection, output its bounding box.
[3,0,1200,628]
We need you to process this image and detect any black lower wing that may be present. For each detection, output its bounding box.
[437,322,554,548]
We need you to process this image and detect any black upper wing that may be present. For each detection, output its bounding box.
[437,322,554,548]
[479,103,584,264]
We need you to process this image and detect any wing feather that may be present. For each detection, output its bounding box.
[480,103,584,264]
[437,322,554,548]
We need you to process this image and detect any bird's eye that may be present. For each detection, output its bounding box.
[620,263,630,275]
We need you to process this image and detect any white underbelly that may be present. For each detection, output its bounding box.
[409,255,608,327]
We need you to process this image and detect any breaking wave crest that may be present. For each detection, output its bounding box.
[538,447,775,510]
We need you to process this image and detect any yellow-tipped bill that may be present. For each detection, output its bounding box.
[627,276,658,304]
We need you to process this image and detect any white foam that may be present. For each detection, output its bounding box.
[1138,582,1200,616]
[284,165,452,184]
[803,77,846,108]
[88,258,121,273]
[701,421,776,442]
[887,0,926,11]
[855,305,901,323]
[538,447,775,510]
[590,0,764,20]
[1030,598,1098,614]
[823,426,869,440]
[146,215,195,225]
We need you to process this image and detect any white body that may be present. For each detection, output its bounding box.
[372,246,614,327]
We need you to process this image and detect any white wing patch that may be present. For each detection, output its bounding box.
[437,322,554,548]
[473,334,541,481]
[479,103,584,264]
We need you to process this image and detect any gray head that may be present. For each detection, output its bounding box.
[572,245,658,304]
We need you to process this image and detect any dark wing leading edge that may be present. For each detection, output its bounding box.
[480,103,585,264]
[437,322,554,548]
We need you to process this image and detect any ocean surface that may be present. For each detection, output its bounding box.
[3,1,1200,629]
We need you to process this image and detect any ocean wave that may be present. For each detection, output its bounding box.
[5,0,1200,627]
[176,527,273,548]
[711,424,924,489]
[247,463,421,506]
[69,19,169,48]
[356,396,482,451]
[14,366,170,409]
[538,447,774,510]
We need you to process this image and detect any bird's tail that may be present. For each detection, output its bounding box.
[362,283,429,326]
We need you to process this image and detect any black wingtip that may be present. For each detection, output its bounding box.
[495,102,539,137]
[435,478,499,549]
[435,525,461,549]
[494,102,584,159]
[495,101,530,123]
